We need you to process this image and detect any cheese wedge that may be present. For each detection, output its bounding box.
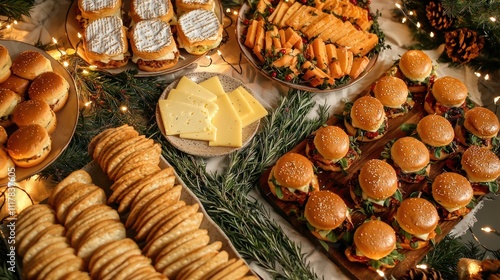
[167,89,219,118]
[235,86,268,127]
[199,76,226,96]
[179,130,216,141]
[175,76,217,101]
[209,94,242,147]
[158,99,214,135]
[228,88,254,121]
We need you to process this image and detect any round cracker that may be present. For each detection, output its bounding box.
[96,246,142,279]
[217,264,251,280]
[156,229,209,261]
[25,247,75,279]
[43,255,84,279]
[144,203,195,242]
[154,234,210,271]
[111,143,161,180]
[237,276,259,280]
[133,196,179,231]
[201,258,239,280]
[97,129,141,169]
[16,211,56,243]
[77,220,126,261]
[37,253,79,279]
[105,137,154,175]
[183,250,229,280]
[130,167,175,207]
[64,186,106,225]
[208,259,249,280]
[147,205,201,243]
[110,255,152,280]
[64,270,92,280]
[125,181,178,228]
[143,211,203,257]
[162,240,223,279]
[100,134,146,169]
[88,126,116,156]
[17,221,55,256]
[110,162,160,191]
[16,204,54,231]
[124,265,156,279]
[92,125,137,161]
[24,241,71,270]
[55,184,97,224]
[136,199,185,241]
[176,251,218,280]
[108,139,156,179]
[67,204,119,243]
[89,238,139,275]
[48,170,93,206]
[23,236,68,266]
[135,185,183,227]
[126,174,175,215]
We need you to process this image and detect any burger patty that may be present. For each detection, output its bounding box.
[456,122,494,148]
[425,93,473,122]
[94,57,130,69]
[137,57,177,69]
[347,173,401,215]
[393,164,428,183]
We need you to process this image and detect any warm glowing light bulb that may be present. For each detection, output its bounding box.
[52,37,57,44]
[475,72,481,77]
[233,10,238,15]
[63,61,69,67]
[84,101,92,107]
[395,3,401,9]
[490,17,496,22]
[416,22,421,28]
[481,227,495,232]
[416,264,428,270]
[89,65,97,70]
[217,50,222,56]
[77,32,82,39]
[13,20,18,24]
[485,74,490,80]
[430,32,434,37]
[402,17,407,23]
[82,69,89,75]
[408,11,414,16]
[6,24,11,29]
[120,106,128,112]
[226,8,230,13]
[376,270,385,277]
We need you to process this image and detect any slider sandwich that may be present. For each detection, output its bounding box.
[416,114,457,161]
[130,18,179,72]
[0,89,21,127]
[344,219,404,270]
[175,0,215,15]
[304,190,353,243]
[176,9,222,55]
[388,137,430,183]
[343,96,388,142]
[0,45,12,83]
[0,149,14,179]
[372,76,414,118]
[12,100,57,134]
[130,0,174,23]
[28,71,70,112]
[11,50,52,80]
[392,198,439,250]
[83,16,130,69]
[393,50,436,94]
[78,0,122,22]
[6,124,52,168]
[348,159,402,216]
[461,146,500,195]
[305,125,360,172]
[455,107,499,149]
[424,76,474,123]
[430,172,473,220]
[268,152,319,204]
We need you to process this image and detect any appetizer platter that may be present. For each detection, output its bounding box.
[156,72,266,157]
[65,0,224,77]
[258,50,498,279]
[236,0,379,92]
[0,39,78,186]
[13,125,257,279]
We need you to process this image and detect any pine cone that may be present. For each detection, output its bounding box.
[444,28,485,63]
[426,1,453,30]
[400,267,444,280]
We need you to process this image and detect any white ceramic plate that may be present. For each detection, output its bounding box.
[65,0,223,77]
[236,3,378,93]
[156,72,260,157]
[0,39,79,186]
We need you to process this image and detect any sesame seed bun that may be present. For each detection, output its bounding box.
[11,50,52,80]
[313,126,349,161]
[12,99,57,134]
[396,198,439,236]
[432,172,473,210]
[304,191,347,231]
[391,137,430,173]
[461,146,500,183]
[271,153,315,189]
[0,89,21,127]
[358,159,398,200]
[399,50,433,82]
[6,124,52,168]
[0,126,7,145]
[463,107,499,139]
[0,74,30,97]
[417,114,454,147]
[28,71,70,112]
[429,76,468,108]
[0,45,12,83]
[353,220,396,260]
[373,76,409,108]
[349,96,385,132]
[0,149,14,179]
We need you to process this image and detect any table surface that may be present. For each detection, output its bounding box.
[2,0,500,279]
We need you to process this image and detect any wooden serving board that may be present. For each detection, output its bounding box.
[259,84,468,279]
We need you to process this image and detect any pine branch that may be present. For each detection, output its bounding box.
[0,0,34,20]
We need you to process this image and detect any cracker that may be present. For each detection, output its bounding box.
[70,214,120,248]
[154,234,210,272]
[48,170,93,206]
[100,135,145,170]
[237,276,259,280]
[15,204,53,231]
[125,174,175,215]
[88,238,139,275]
[53,182,89,221]
[176,252,218,280]
[125,179,178,227]
[125,265,156,279]
[67,204,119,242]
[25,247,75,279]
[133,198,175,231]
[147,204,200,243]
[130,167,175,206]
[108,138,156,179]
[143,211,203,257]
[88,127,115,156]
[16,211,56,243]
[156,229,209,261]
[183,250,229,280]
[16,221,55,257]
[111,143,161,180]
[23,236,68,266]
[43,255,84,280]
[64,270,92,280]
[105,137,154,175]
[201,258,239,280]
[136,199,185,241]
[24,240,71,270]
[110,255,152,280]
[162,241,223,279]
[210,260,250,280]
[37,253,79,279]
[110,162,160,191]
[92,125,137,161]
[64,186,107,225]
[77,220,126,262]
[96,246,142,279]
[97,129,140,169]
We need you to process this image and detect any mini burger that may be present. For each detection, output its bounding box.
[305,125,360,172]
[345,219,404,270]
[455,107,499,149]
[0,149,14,179]
[416,114,457,161]
[0,126,7,145]
[372,76,414,118]
[424,76,474,122]
[343,96,388,142]
[395,50,436,94]
[12,100,57,134]
[28,71,70,113]
[0,44,12,83]
[10,50,52,80]
[304,190,353,243]
[392,198,440,250]
[348,159,402,215]
[268,153,319,204]
[461,146,500,195]
[389,137,431,183]
[6,124,52,168]
[0,89,22,127]
[431,172,473,220]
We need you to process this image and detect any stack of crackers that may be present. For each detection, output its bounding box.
[15,124,256,279]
